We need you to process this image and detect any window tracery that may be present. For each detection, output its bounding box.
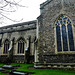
[4,39,9,54]
[56,15,74,52]
[18,38,25,54]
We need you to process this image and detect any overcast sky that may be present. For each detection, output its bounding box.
[1,0,46,27]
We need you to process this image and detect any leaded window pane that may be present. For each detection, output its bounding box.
[20,43,21,53]
[62,25,68,51]
[4,39,9,54]
[63,17,67,20]
[18,38,24,54]
[4,44,5,53]
[56,26,62,52]
[67,24,75,51]
[23,42,24,53]
[18,43,19,53]
[56,15,74,52]
[60,20,63,25]
[61,16,64,19]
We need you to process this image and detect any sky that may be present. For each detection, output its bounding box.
[0,0,46,27]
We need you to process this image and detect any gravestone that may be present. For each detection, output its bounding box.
[9,70,28,75]
[0,67,4,71]
[2,65,14,69]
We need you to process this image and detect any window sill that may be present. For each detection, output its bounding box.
[56,51,75,54]
[1,54,8,55]
[14,54,25,55]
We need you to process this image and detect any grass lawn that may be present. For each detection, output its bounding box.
[0,63,75,75]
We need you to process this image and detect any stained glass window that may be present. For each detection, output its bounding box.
[67,24,74,51]
[55,15,74,52]
[18,38,25,54]
[56,26,62,52]
[62,25,68,51]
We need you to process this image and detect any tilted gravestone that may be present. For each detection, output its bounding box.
[2,65,14,69]
[0,67,5,71]
[9,70,28,75]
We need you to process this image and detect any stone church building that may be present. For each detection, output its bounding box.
[0,0,75,67]
[0,20,36,63]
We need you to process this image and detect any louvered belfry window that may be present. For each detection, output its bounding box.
[56,15,75,52]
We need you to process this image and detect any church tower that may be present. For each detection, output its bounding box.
[35,0,75,67]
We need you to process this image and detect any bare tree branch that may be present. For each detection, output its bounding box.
[0,8,16,12]
[0,0,25,24]
[4,0,25,7]
[0,4,8,8]
[0,13,23,22]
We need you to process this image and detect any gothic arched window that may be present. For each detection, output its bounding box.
[4,39,10,54]
[56,15,75,52]
[18,38,25,54]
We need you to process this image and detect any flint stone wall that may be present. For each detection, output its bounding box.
[37,0,75,63]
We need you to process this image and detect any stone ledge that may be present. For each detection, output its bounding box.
[34,62,75,70]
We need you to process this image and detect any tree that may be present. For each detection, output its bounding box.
[0,0,25,24]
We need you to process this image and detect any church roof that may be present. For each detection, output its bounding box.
[0,20,36,29]
[0,20,37,34]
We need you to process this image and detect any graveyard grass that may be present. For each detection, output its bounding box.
[0,63,75,75]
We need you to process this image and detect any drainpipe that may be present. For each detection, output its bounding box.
[25,36,31,64]
[35,19,39,63]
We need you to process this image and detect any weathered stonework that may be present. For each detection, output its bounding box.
[0,0,75,68]
[0,20,36,63]
[35,0,75,67]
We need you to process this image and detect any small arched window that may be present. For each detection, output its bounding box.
[17,38,25,54]
[4,39,10,54]
[56,15,75,52]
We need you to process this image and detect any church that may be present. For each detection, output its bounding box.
[0,0,75,68]
[0,20,36,63]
